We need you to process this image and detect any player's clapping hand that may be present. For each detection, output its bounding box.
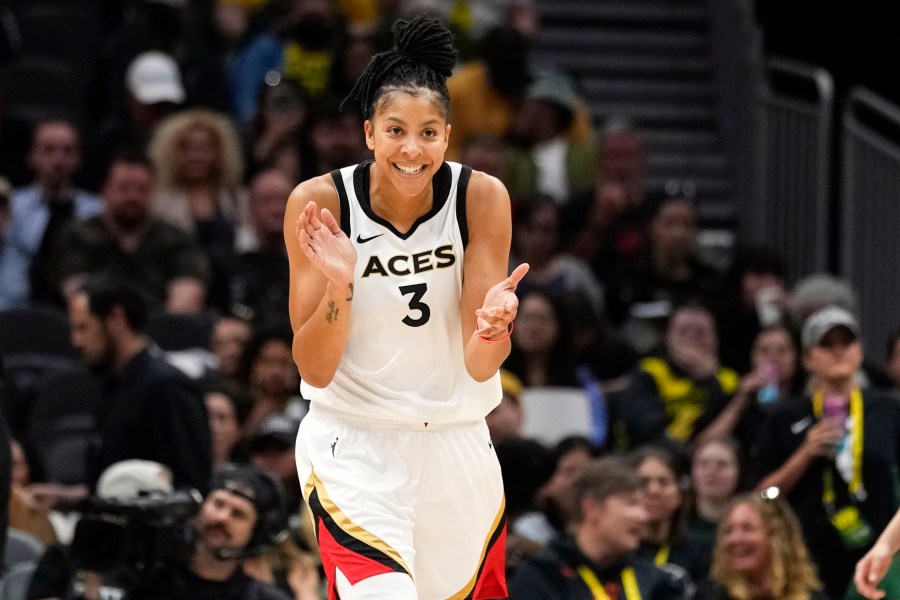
[476,263,529,339]
[296,201,357,288]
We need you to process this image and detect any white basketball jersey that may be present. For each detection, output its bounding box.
[300,161,502,424]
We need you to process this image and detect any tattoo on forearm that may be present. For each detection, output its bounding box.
[346,283,354,302]
[325,301,339,323]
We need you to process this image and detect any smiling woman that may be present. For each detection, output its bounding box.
[284,15,528,600]
[699,492,828,600]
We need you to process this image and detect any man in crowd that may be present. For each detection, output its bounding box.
[48,151,210,314]
[0,118,101,309]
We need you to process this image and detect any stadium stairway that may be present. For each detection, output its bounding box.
[532,0,766,258]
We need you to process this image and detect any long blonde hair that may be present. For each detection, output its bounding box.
[711,493,821,600]
[147,109,245,190]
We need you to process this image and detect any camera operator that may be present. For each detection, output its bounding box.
[133,464,293,600]
[28,464,293,600]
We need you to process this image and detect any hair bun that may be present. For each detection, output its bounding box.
[393,16,457,78]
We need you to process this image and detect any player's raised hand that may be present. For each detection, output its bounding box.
[296,201,357,287]
[476,263,529,338]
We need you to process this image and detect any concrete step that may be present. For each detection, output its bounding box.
[536,27,707,55]
[582,78,715,103]
[540,1,706,26]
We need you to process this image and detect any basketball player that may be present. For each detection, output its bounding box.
[284,16,527,600]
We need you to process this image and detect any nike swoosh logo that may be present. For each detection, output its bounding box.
[356,233,384,243]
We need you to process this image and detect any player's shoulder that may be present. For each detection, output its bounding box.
[286,173,340,216]
[461,168,509,212]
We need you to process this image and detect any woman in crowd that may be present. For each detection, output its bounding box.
[685,436,744,544]
[148,108,247,257]
[698,490,828,600]
[630,444,713,589]
[757,306,900,598]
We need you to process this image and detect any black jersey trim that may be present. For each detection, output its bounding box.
[456,165,472,249]
[329,168,351,237]
[352,161,453,240]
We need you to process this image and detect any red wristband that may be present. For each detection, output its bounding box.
[477,321,513,342]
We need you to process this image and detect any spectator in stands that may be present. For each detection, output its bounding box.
[630,445,712,591]
[210,315,253,383]
[147,109,247,260]
[526,436,599,545]
[458,133,533,209]
[445,24,531,162]
[203,375,248,471]
[224,169,293,326]
[236,328,306,441]
[231,0,345,122]
[47,152,212,314]
[788,274,890,389]
[246,76,307,181]
[564,179,644,284]
[606,190,722,355]
[67,278,211,492]
[757,306,900,598]
[447,23,595,164]
[503,288,579,388]
[616,302,739,451]
[698,491,828,600]
[596,118,646,205]
[506,69,596,205]
[714,245,789,374]
[684,436,744,545]
[83,50,187,191]
[695,324,803,473]
[511,199,605,316]
[248,414,303,512]
[0,119,102,310]
[486,369,526,445]
[297,98,369,182]
[509,456,686,599]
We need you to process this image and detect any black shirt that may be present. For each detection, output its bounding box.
[509,534,689,599]
[757,389,900,598]
[95,347,211,491]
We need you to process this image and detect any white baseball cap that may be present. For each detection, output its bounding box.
[96,460,174,500]
[125,50,186,105]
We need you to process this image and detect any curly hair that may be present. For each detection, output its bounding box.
[148,109,245,190]
[342,16,457,120]
[711,493,822,600]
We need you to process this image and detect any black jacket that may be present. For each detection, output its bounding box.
[509,534,689,599]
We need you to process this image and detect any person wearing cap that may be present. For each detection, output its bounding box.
[81,50,186,191]
[756,305,900,599]
[135,464,293,600]
[249,414,303,510]
[505,68,596,206]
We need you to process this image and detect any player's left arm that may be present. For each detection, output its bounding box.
[461,170,528,381]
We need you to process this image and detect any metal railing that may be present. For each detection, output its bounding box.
[840,88,900,352]
[759,57,834,281]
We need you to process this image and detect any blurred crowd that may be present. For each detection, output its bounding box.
[0,0,899,599]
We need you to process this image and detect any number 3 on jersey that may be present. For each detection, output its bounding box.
[399,283,430,327]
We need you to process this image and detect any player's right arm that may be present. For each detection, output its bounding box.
[284,174,357,388]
